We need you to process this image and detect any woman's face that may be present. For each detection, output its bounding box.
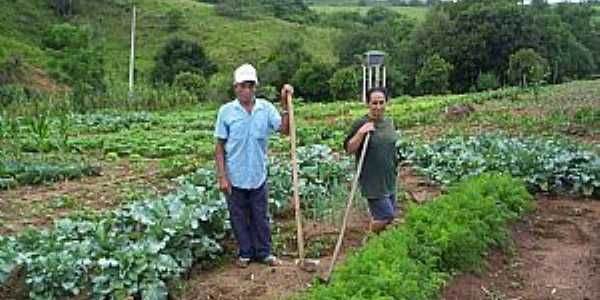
[367,91,386,120]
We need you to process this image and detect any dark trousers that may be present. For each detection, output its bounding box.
[225,181,271,259]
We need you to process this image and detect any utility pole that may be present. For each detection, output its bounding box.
[128,5,137,101]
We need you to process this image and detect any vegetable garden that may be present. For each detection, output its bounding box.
[1,80,599,300]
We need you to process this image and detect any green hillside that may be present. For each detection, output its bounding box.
[311,5,428,20]
[0,0,339,84]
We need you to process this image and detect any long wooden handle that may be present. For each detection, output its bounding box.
[324,132,371,281]
[288,92,305,261]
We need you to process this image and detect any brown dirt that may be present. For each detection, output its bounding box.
[0,159,171,235]
[400,166,442,203]
[441,195,600,300]
[175,217,369,300]
[173,167,441,300]
[28,67,65,93]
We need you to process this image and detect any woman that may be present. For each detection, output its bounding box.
[344,87,399,233]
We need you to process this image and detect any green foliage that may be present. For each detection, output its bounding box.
[259,38,312,90]
[0,145,351,298]
[555,3,600,74]
[174,72,208,101]
[328,66,360,101]
[166,9,184,32]
[297,173,534,300]
[0,84,28,106]
[0,159,101,189]
[335,10,415,68]
[205,72,235,103]
[415,54,452,95]
[508,48,548,87]
[72,111,157,133]
[292,61,334,101]
[43,23,87,50]
[44,23,105,96]
[477,72,500,91]
[152,38,217,86]
[364,5,401,24]
[399,1,599,93]
[48,0,76,18]
[0,236,19,283]
[256,84,278,100]
[216,0,314,22]
[216,0,265,19]
[330,7,414,96]
[398,134,600,197]
[0,55,28,85]
[269,145,352,219]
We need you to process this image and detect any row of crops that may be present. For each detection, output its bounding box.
[0,159,101,190]
[0,145,352,300]
[2,133,597,299]
[297,173,535,299]
[296,133,599,299]
[398,134,600,198]
[1,81,598,299]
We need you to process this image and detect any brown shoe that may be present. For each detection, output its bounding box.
[369,220,388,233]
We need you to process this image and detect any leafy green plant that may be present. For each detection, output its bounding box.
[398,134,600,197]
[296,173,534,300]
[0,159,101,188]
[0,145,351,299]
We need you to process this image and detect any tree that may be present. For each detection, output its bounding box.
[259,38,311,90]
[555,3,600,73]
[174,72,207,101]
[49,0,75,18]
[399,0,598,94]
[415,54,453,95]
[508,48,548,87]
[152,38,217,85]
[291,62,334,101]
[329,67,360,101]
[477,72,500,91]
[531,0,549,9]
[335,13,415,67]
[216,0,314,22]
[364,6,400,25]
[398,7,453,94]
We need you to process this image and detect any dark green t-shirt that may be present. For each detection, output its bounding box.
[344,115,399,199]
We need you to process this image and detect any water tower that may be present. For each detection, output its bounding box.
[362,50,386,102]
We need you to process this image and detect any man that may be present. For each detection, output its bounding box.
[214,63,292,268]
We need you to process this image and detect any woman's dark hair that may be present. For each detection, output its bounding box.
[365,87,389,103]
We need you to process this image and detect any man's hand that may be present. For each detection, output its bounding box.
[281,84,294,108]
[219,176,232,195]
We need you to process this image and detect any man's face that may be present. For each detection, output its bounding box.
[235,81,256,102]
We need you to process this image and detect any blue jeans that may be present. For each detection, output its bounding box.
[225,181,272,260]
[367,194,396,223]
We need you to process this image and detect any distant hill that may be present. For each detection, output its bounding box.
[0,0,339,86]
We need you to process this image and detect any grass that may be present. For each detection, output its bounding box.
[311,5,428,21]
[0,0,59,66]
[1,0,339,85]
[75,0,340,79]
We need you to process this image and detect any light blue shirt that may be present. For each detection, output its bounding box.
[214,98,282,189]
